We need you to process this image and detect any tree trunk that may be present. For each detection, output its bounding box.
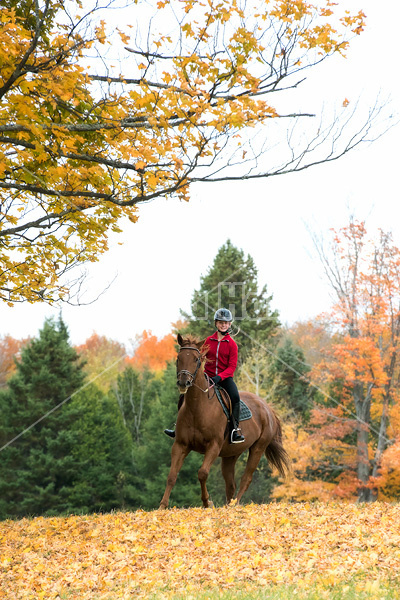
[369,350,397,500]
[354,383,373,502]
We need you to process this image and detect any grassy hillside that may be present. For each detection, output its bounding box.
[1,502,400,599]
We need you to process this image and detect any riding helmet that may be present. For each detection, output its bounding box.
[214,308,233,322]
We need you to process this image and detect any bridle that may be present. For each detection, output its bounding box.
[177,345,211,394]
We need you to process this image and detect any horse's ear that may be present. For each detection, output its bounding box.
[196,338,206,350]
[177,333,184,347]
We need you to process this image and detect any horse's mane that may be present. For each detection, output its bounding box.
[180,334,200,345]
[179,334,208,361]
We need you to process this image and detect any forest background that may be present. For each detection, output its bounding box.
[2,232,400,518]
[1,0,400,518]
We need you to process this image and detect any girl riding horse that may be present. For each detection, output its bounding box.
[164,307,245,443]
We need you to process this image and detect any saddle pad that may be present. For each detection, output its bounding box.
[215,387,252,422]
[239,399,252,421]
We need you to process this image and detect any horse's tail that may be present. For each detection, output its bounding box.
[264,412,291,478]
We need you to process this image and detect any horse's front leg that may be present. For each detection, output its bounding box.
[198,442,221,508]
[159,442,189,509]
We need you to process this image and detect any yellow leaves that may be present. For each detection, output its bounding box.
[270,0,310,23]
[117,28,130,45]
[1,0,370,304]
[95,20,106,44]
[181,22,195,38]
[1,504,400,598]
[162,71,173,84]
[173,157,184,170]
[341,10,366,36]
[134,160,147,172]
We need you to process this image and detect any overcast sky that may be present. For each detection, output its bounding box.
[1,0,399,351]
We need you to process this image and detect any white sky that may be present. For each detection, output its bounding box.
[1,0,399,351]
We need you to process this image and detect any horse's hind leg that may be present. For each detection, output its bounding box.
[198,443,220,508]
[235,442,265,504]
[221,455,239,504]
[159,442,189,509]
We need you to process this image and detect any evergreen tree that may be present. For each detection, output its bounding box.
[271,338,315,423]
[0,318,139,518]
[0,317,85,518]
[181,240,280,358]
[62,384,136,514]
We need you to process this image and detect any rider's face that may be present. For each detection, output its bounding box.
[216,320,230,333]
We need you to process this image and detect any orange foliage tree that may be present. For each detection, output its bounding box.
[75,333,127,391]
[128,330,177,373]
[0,334,28,388]
[285,317,339,369]
[1,0,373,304]
[285,221,400,502]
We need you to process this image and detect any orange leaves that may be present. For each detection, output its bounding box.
[0,334,28,386]
[127,330,177,372]
[332,335,388,392]
[1,504,400,598]
[75,333,127,390]
[300,221,400,501]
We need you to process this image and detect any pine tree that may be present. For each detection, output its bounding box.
[62,384,136,514]
[181,240,280,358]
[271,338,315,423]
[0,317,139,518]
[0,317,86,518]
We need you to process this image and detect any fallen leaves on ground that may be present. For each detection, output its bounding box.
[1,502,400,599]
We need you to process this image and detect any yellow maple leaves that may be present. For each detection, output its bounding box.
[1,0,368,304]
[1,503,400,598]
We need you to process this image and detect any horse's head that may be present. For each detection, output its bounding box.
[176,333,206,393]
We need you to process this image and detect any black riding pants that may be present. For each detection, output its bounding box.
[218,377,241,426]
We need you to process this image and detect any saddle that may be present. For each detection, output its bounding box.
[213,384,252,423]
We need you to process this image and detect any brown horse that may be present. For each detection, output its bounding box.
[159,334,290,509]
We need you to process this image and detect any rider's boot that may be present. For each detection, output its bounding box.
[164,395,185,439]
[230,403,245,444]
[231,427,245,444]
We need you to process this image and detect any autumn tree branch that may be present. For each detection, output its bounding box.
[0,0,383,304]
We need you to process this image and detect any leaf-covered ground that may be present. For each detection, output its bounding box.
[1,502,400,599]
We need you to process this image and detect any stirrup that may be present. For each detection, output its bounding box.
[164,429,176,438]
[231,428,245,444]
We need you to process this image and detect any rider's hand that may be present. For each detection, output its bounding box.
[211,375,222,385]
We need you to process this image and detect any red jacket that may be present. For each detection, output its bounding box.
[204,332,238,380]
